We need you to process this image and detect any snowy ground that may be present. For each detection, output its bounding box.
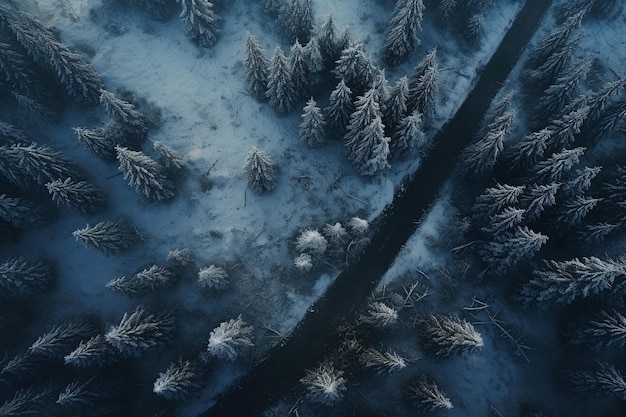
[1,0,527,414]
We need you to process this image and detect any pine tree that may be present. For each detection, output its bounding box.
[73,125,119,160]
[324,80,354,137]
[116,146,175,202]
[105,306,175,358]
[56,377,115,409]
[438,0,457,19]
[0,257,55,298]
[11,143,82,186]
[153,359,202,400]
[0,41,46,100]
[197,265,229,290]
[266,46,297,114]
[294,253,313,272]
[359,301,398,328]
[99,90,148,139]
[407,60,438,120]
[553,195,600,230]
[317,15,338,66]
[243,146,277,192]
[0,194,49,228]
[481,207,525,236]
[527,11,585,72]
[244,33,270,100]
[519,183,560,224]
[383,77,409,134]
[333,44,377,94]
[407,47,437,112]
[544,105,589,154]
[46,177,107,214]
[206,315,254,361]
[589,97,626,143]
[180,0,220,47]
[303,37,323,87]
[574,222,620,244]
[0,146,33,191]
[1,350,40,380]
[529,147,585,184]
[527,33,581,91]
[382,0,425,65]
[29,322,93,359]
[536,58,592,122]
[290,40,309,98]
[557,0,592,22]
[0,386,56,417]
[0,119,29,145]
[300,363,346,405]
[167,247,195,267]
[463,110,514,176]
[505,128,552,171]
[299,98,326,147]
[358,347,406,374]
[472,183,525,222]
[520,257,626,306]
[570,309,626,351]
[422,315,483,356]
[72,221,141,254]
[569,362,626,400]
[567,78,626,128]
[0,9,103,104]
[322,222,348,244]
[153,141,185,174]
[409,375,453,411]
[64,334,118,368]
[106,264,175,296]
[392,110,423,156]
[480,226,548,275]
[282,0,314,43]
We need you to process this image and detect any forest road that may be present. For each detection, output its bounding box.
[201,0,552,415]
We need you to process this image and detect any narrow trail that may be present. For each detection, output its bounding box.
[202,1,552,415]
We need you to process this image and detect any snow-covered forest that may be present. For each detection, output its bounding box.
[1,0,625,416]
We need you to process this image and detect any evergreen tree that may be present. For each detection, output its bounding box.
[64,334,117,368]
[206,315,254,361]
[153,359,202,400]
[295,228,328,254]
[153,141,185,174]
[244,33,270,100]
[11,143,82,186]
[527,33,581,91]
[72,221,141,254]
[180,0,220,47]
[0,9,103,104]
[557,0,592,22]
[562,166,600,197]
[1,350,40,380]
[289,39,309,98]
[116,146,175,202]
[0,194,49,228]
[282,0,314,43]
[73,125,119,160]
[505,128,552,171]
[519,183,560,224]
[359,301,398,328]
[392,110,423,156]
[544,105,589,154]
[472,183,525,222]
[266,46,297,114]
[56,377,115,409]
[527,11,585,72]
[99,90,148,140]
[438,0,457,19]
[569,362,626,400]
[480,226,548,275]
[316,15,338,66]
[569,309,626,351]
[303,38,323,87]
[463,110,514,176]
[197,265,229,290]
[481,207,525,236]
[106,264,175,296]
[0,119,29,145]
[0,145,32,190]
[382,0,425,65]
[589,97,626,143]
[333,44,377,95]
[105,306,175,357]
[574,222,620,244]
[299,98,326,147]
[0,386,56,417]
[407,48,437,110]
[243,146,277,192]
[520,257,626,306]
[574,78,626,127]
[324,80,354,137]
[300,363,346,405]
[553,195,600,230]
[407,57,438,119]
[29,322,93,359]
[409,375,453,411]
[358,347,406,374]
[0,257,55,298]
[46,177,107,214]
[383,76,409,134]
[529,147,585,184]
[0,41,47,101]
[422,315,483,356]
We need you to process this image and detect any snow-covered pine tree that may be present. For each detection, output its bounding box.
[266,46,297,114]
[0,257,55,298]
[105,306,175,357]
[520,256,626,306]
[527,33,582,92]
[295,228,328,254]
[574,222,621,244]
[197,265,229,290]
[472,183,524,223]
[565,167,601,197]
[9,91,55,121]
[529,147,585,184]
[480,206,525,236]
[153,358,202,400]
[464,13,486,41]
[153,141,186,175]
[294,253,313,272]
[303,37,323,87]
[206,315,254,361]
[180,0,221,47]
[422,315,483,356]
[569,362,626,400]
[46,177,107,214]
[543,105,589,155]
[333,44,377,95]
[564,78,625,131]
[0,194,49,228]
[300,362,346,405]
[73,125,119,160]
[290,39,309,99]
[406,57,438,120]
[56,377,115,409]
[167,247,195,267]
[527,11,585,73]
[409,375,453,411]
[316,15,339,67]
[480,226,548,275]
[106,264,175,296]
[0,41,47,101]
[463,110,514,177]
[438,0,457,19]
[589,96,626,144]
[244,33,270,100]
[282,0,314,43]
[299,98,326,147]
[359,301,398,328]
[0,119,29,145]
[324,80,354,137]
[115,146,175,202]
[391,110,424,156]
[552,195,600,232]
[569,309,626,351]
[0,146,33,191]
[407,47,436,110]
[358,347,406,374]
[0,385,57,417]
[0,350,40,380]
[11,143,83,186]
[505,128,552,172]
[29,321,94,359]
[519,183,560,224]
[99,90,148,141]
[382,0,425,65]
[383,77,409,135]
[556,0,592,22]
[0,9,103,104]
[243,146,277,192]
[64,334,118,368]
[72,221,141,254]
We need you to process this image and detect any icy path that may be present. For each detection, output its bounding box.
[202,0,553,416]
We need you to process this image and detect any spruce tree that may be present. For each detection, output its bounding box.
[422,315,483,356]
[153,359,202,400]
[153,141,185,174]
[72,221,141,254]
[197,265,229,290]
[317,15,339,66]
[574,222,620,244]
[407,47,437,110]
[0,257,55,298]
[0,119,29,145]
[358,347,406,374]
[289,39,309,98]
[529,147,585,184]
[409,375,453,411]
[29,322,93,359]
[519,183,560,224]
[569,309,626,351]
[360,301,398,328]
[243,146,277,192]
[527,33,581,91]
[472,183,525,222]
[0,41,46,100]
[544,105,589,154]
[407,53,438,119]
[99,90,148,140]
[589,97,626,143]
[266,46,297,114]
[0,194,49,228]
[480,226,548,275]
[527,11,585,72]
[382,0,425,65]
[206,315,254,361]
[115,146,175,202]
[505,128,552,171]
[12,143,82,186]
[180,0,221,47]
[299,98,326,147]
[481,207,525,236]
[463,110,514,177]
[553,195,600,231]
[282,0,314,43]
[569,362,626,400]
[300,363,346,405]
[106,264,175,296]
[303,37,323,87]
[46,177,107,214]
[0,145,32,190]
[561,167,601,197]
[324,80,354,137]
[333,44,377,95]
[438,0,457,19]
[383,76,409,134]
[73,125,119,160]
[64,334,117,368]
[244,33,270,100]
[392,110,423,156]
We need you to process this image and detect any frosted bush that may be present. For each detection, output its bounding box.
[323,222,348,243]
[295,228,328,254]
[348,217,369,234]
[300,363,346,405]
[294,253,313,272]
[166,248,195,266]
[206,315,254,361]
[197,265,229,290]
